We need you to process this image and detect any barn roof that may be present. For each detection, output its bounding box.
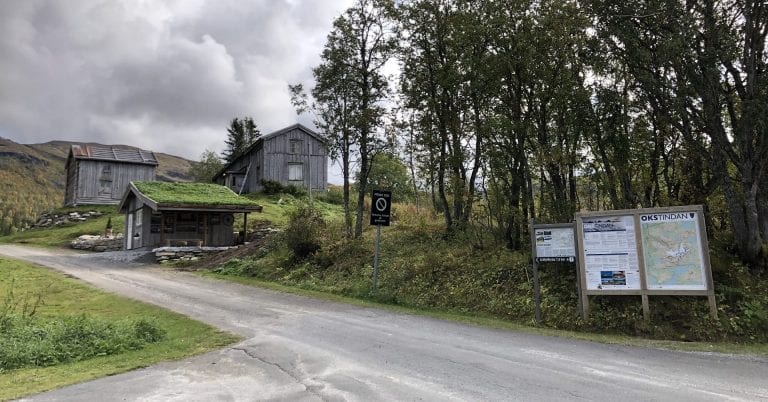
[68,144,158,166]
[258,123,324,143]
[118,181,262,213]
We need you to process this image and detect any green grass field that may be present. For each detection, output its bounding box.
[0,205,124,248]
[0,257,241,400]
[242,192,343,227]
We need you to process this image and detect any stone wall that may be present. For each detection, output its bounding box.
[71,234,124,252]
[153,246,238,264]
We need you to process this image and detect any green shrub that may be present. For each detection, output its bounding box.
[213,258,253,276]
[284,185,307,197]
[0,314,165,370]
[316,186,345,205]
[260,180,307,197]
[283,203,325,261]
[261,180,285,195]
[133,318,166,343]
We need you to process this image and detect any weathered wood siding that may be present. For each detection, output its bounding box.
[261,127,327,192]
[216,126,329,194]
[123,193,237,250]
[245,144,265,193]
[73,160,155,205]
[64,161,79,205]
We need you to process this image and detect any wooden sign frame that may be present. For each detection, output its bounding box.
[575,205,717,321]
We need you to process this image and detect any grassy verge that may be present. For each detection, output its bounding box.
[242,192,343,227]
[196,196,768,354]
[201,271,768,355]
[0,257,241,401]
[0,205,124,248]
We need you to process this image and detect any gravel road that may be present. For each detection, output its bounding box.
[1,244,767,402]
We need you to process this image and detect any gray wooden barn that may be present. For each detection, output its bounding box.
[213,123,328,193]
[118,181,262,250]
[65,144,157,206]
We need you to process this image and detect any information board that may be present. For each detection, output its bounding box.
[574,205,716,321]
[534,227,575,262]
[639,211,707,290]
[581,215,641,290]
[529,222,582,323]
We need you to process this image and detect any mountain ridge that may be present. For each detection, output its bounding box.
[0,138,194,234]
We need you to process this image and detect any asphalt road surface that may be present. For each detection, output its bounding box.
[2,245,767,401]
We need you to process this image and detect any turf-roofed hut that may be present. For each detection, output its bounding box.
[118,182,262,250]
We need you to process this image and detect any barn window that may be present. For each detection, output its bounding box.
[289,139,303,154]
[98,166,113,195]
[288,163,303,181]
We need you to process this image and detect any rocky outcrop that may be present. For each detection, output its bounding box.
[71,234,123,252]
[34,211,104,228]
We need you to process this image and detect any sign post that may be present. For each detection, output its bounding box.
[370,190,391,291]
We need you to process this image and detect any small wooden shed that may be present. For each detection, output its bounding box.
[213,123,328,193]
[118,181,262,250]
[65,144,158,206]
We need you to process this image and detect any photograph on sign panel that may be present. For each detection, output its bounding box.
[583,217,626,232]
[600,270,626,286]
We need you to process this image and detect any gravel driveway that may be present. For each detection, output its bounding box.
[2,245,767,402]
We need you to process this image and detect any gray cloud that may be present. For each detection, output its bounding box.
[0,0,351,161]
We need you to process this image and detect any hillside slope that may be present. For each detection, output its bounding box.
[0,137,193,234]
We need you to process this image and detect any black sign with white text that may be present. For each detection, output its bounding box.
[370,190,392,226]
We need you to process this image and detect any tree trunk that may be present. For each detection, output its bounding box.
[342,138,352,239]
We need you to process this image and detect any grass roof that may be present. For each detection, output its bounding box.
[133,181,261,208]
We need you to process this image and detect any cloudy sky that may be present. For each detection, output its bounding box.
[0,0,353,163]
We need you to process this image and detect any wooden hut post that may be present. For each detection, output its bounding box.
[160,213,165,246]
[243,212,248,244]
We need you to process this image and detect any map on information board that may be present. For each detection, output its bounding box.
[640,212,707,290]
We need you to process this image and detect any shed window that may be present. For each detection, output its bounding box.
[150,213,161,233]
[232,174,243,189]
[288,163,303,181]
[289,139,303,154]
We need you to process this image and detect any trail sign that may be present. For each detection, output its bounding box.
[530,221,582,324]
[370,190,391,226]
[534,226,576,263]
